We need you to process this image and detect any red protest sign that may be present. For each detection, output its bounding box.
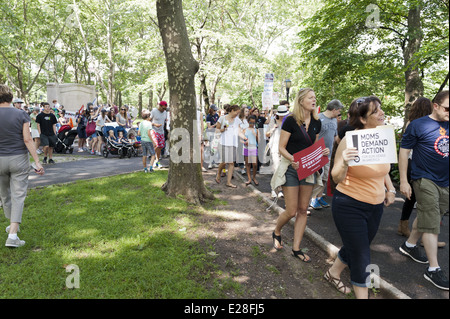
[293,138,329,181]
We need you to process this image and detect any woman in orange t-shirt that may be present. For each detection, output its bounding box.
[324,96,395,299]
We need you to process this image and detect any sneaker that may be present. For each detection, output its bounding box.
[399,242,429,264]
[5,236,25,248]
[155,161,160,168]
[310,198,322,210]
[271,190,277,198]
[78,149,84,152]
[424,268,449,290]
[90,150,95,155]
[317,197,330,208]
[208,163,213,169]
[144,168,148,173]
[96,151,101,156]
[149,166,154,172]
[43,157,47,164]
[36,149,43,154]
[48,159,55,164]
[278,192,284,199]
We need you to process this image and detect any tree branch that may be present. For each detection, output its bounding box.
[437,71,449,93]
[25,23,66,95]
[378,26,406,39]
[0,50,19,70]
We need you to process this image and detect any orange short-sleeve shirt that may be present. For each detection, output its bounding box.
[336,164,390,205]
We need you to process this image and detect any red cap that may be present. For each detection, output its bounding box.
[159,101,167,106]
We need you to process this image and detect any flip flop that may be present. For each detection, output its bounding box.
[245,180,252,186]
[272,232,283,250]
[253,179,259,186]
[226,184,237,188]
[215,177,220,184]
[292,249,311,263]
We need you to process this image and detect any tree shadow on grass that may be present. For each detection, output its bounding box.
[0,172,223,299]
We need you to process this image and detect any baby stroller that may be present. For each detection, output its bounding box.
[55,125,77,154]
[117,126,136,158]
[102,126,133,158]
[125,128,140,157]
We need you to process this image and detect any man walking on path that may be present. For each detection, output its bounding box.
[150,101,168,168]
[310,99,344,210]
[36,102,58,164]
[398,90,449,291]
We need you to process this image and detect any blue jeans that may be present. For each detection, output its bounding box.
[332,190,384,287]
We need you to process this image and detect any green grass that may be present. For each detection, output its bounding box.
[0,171,229,299]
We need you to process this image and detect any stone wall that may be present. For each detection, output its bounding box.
[47,83,96,112]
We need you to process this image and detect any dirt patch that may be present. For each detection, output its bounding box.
[197,170,366,299]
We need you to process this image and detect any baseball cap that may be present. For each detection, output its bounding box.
[159,101,168,106]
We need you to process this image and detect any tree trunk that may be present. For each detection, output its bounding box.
[437,71,449,95]
[148,86,153,110]
[200,72,210,109]
[402,5,424,133]
[72,0,108,100]
[138,92,143,115]
[157,0,214,204]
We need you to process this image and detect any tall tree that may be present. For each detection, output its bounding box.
[157,0,214,204]
[297,0,448,123]
[0,0,67,101]
[402,4,424,130]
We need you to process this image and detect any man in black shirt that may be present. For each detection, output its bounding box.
[36,102,57,164]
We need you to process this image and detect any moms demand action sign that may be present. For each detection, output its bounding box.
[345,125,397,166]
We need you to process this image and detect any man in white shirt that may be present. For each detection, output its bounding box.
[150,101,168,168]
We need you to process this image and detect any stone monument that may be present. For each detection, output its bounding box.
[47,83,96,112]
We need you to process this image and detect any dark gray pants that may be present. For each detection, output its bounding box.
[0,153,30,224]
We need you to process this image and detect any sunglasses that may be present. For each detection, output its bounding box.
[439,104,449,112]
[356,97,368,105]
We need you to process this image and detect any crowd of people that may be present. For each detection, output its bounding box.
[0,82,448,298]
[202,88,449,298]
[10,97,147,161]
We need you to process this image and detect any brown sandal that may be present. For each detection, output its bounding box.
[324,270,351,294]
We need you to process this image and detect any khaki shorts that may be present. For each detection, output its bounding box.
[412,178,449,234]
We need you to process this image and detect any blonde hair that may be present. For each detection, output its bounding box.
[291,87,318,125]
[141,109,151,119]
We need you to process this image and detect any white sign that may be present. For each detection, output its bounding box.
[345,125,397,166]
[272,92,279,106]
[262,73,274,110]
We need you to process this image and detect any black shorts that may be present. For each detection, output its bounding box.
[40,134,57,148]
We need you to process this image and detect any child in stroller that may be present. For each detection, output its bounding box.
[117,130,135,157]
[102,126,133,158]
[55,125,78,154]
[127,131,141,156]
